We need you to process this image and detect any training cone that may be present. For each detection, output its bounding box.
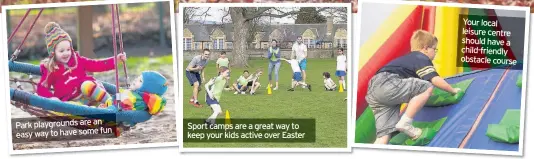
[339,82,344,92]
[267,85,272,95]
[225,110,231,125]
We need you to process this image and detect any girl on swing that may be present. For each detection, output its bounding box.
[38,22,169,120]
[37,22,126,107]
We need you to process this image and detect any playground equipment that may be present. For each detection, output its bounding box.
[6,4,157,136]
[355,5,524,151]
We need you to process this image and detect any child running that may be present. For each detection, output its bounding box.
[204,66,230,126]
[323,72,337,91]
[336,48,347,91]
[37,22,126,107]
[282,58,311,91]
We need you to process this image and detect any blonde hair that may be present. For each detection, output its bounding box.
[410,30,438,51]
[40,52,78,87]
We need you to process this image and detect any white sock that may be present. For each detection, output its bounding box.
[208,104,222,120]
[399,115,413,125]
[194,100,198,104]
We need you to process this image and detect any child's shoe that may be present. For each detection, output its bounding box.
[307,85,312,91]
[234,91,239,95]
[205,119,215,129]
[288,88,295,91]
[396,123,422,140]
[193,101,202,108]
[273,87,278,90]
[189,98,194,104]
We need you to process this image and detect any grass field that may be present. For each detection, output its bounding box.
[183,59,348,148]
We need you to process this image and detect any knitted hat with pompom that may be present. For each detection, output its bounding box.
[44,22,72,57]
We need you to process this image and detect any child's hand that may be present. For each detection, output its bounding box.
[452,88,461,94]
[118,52,127,62]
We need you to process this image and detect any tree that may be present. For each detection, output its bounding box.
[189,7,345,68]
[229,7,329,68]
[183,7,211,24]
[295,7,326,24]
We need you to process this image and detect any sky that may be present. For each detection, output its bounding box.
[189,7,345,24]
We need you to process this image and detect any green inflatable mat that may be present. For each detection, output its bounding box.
[516,75,522,88]
[389,117,447,146]
[486,109,520,144]
[426,78,474,107]
[355,106,376,143]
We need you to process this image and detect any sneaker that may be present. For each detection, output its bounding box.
[204,119,215,129]
[193,102,202,108]
[396,124,422,139]
[189,99,194,104]
[302,85,306,89]
[288,88,295,91]
[273,87,278,91]
[241,92,246,95]
[234,91,239,95]
[307,85,312,91]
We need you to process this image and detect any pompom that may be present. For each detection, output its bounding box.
[44,22,61,34]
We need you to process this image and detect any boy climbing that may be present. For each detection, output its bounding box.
[366,30,460,144]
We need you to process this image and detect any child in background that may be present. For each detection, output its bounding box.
[216,51,231,89]
[204,66,230,125]
[37,22,126,107]
[323,72,337,91]
[247,69,263,95]
[233,70,253,95]
[336,48,347,91]
[282,58,311,91]
[216,51,230,72]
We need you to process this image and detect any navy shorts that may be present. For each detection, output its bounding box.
[205,93,220,105]
[293,72,303,81]
[186,71,201,86]
[237,81,254,89]
[336,71,346,77]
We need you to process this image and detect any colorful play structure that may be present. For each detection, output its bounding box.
[355,5,524,151]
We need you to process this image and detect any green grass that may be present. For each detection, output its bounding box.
[183,59,347,148]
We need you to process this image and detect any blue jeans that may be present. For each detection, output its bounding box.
[268,61,281,81]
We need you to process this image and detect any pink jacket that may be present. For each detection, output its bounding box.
[37,51,116,101]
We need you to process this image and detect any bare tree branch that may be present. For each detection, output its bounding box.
[183,7,212,24]
[220,8,231,24]
[244,7,333,21]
